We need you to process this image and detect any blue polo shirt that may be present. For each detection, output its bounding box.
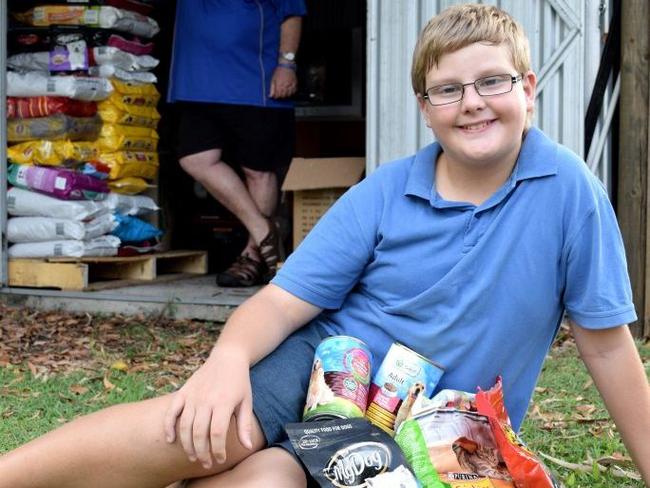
[272,127,636,430]
[167,0,306,108]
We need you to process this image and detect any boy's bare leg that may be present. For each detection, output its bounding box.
[0,394,266,488]
[186,447,306,488]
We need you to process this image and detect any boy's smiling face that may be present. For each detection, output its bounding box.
[418,42,536,172]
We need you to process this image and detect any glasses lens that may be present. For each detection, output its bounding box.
[476,75,512,96]
[427,84,463,105]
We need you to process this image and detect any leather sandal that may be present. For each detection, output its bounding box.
[258,219,283,283]
[216,255,264,287]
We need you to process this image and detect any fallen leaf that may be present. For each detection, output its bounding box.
[110,360,129,372]
[539,452,642,480]
[69,384,89,395]
[103,374,116,391]
[596,452,633,467]
[575,404,596,415]
[27,362,37,376]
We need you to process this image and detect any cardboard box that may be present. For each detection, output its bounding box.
[282,157,366,249]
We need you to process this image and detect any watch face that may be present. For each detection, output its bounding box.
[282,52,296,62]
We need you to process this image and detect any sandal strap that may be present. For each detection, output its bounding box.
[221,255,263,285]
[258,222,281,274]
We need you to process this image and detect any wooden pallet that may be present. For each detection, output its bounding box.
[8,250,208,291]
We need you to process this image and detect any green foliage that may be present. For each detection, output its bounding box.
[1,327,647,488]
[521,339,649,488]
[0,366,165,450]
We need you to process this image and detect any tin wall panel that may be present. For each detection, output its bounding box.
[367,0,591,174]
[1,1,7,285]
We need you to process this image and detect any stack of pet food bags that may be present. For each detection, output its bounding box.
[286,338,562,487]
[6,0,163,258]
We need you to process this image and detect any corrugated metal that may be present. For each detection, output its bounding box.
[367,0,600,175]
[584,0,617,194]
[0,1,7,285]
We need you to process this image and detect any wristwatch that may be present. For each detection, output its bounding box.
[280,51,296,62]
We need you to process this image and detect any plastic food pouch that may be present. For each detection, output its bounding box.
[8,164,108,200]
[408,390,478,421]
[110,78,160,96]
[7,72,113,101]
[8,140,99,166]
[96,135,158,152]
[98,151,159,180]
[8,97,97,119]
[7,114,102,142]
[111,213,162,242]
[13,6,160,38]
[366,465,420,487]
[97,102,160,128]
[395,408,514,488]
[286,418,417,487]
[475,379,561,488]
[108,177,151,194]
[7,41,88,72]
[107,33,154,55]
[105,89,160,108]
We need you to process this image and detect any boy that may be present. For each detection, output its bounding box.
[1,4,648,487]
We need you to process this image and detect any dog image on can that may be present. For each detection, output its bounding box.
[303,336,372,421]
[305,358,336,412]
[394,381,425,432]
[366,343,444,435]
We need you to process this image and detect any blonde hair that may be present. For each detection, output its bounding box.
[411,4,531,96]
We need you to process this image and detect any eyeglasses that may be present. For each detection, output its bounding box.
[423,74,524,106]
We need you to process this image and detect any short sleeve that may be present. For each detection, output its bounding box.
[272,177,383,310]
[279,0,306,18]
[563,189,637,328]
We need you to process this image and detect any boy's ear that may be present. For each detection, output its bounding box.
[417,94,432,127]
[522,70,537,114]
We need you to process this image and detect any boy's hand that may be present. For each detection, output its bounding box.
[163,348,254,469]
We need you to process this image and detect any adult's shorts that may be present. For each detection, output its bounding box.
[250,322,329,456]
[176,101,295,172]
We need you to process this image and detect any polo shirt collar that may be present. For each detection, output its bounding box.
[404,126,559,205]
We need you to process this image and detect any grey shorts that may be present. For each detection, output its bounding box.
[250,323,329,453]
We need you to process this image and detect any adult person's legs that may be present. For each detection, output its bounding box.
[176,102,292,286]
[0,394,268,488]
[179,149,277,259]
[241,165,279,262]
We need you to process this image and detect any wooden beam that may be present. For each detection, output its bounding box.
[618,1,650,338]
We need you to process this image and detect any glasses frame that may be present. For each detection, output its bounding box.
[423,74,524,107]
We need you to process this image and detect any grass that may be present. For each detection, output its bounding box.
[521,337,649,487]
[0,367,166,448]
[0,313,648,487]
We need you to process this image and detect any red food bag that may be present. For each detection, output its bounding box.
[475,378,560,488]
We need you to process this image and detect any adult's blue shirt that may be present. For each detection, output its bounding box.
[167,0,306,108]
[272,127,636,430]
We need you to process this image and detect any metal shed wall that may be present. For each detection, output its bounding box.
[366,0,606,175]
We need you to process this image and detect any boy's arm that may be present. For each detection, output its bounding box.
[570,322,650,483]
[164,284,322,468]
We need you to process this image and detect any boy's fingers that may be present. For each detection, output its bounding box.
[163,394,185,443]
[209,411,231,464]
[192,407,214,469]
[178,406,198,462]
[235,397,254,450]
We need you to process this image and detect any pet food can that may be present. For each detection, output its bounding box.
[366,342,444,435]
[303,336,372,422]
